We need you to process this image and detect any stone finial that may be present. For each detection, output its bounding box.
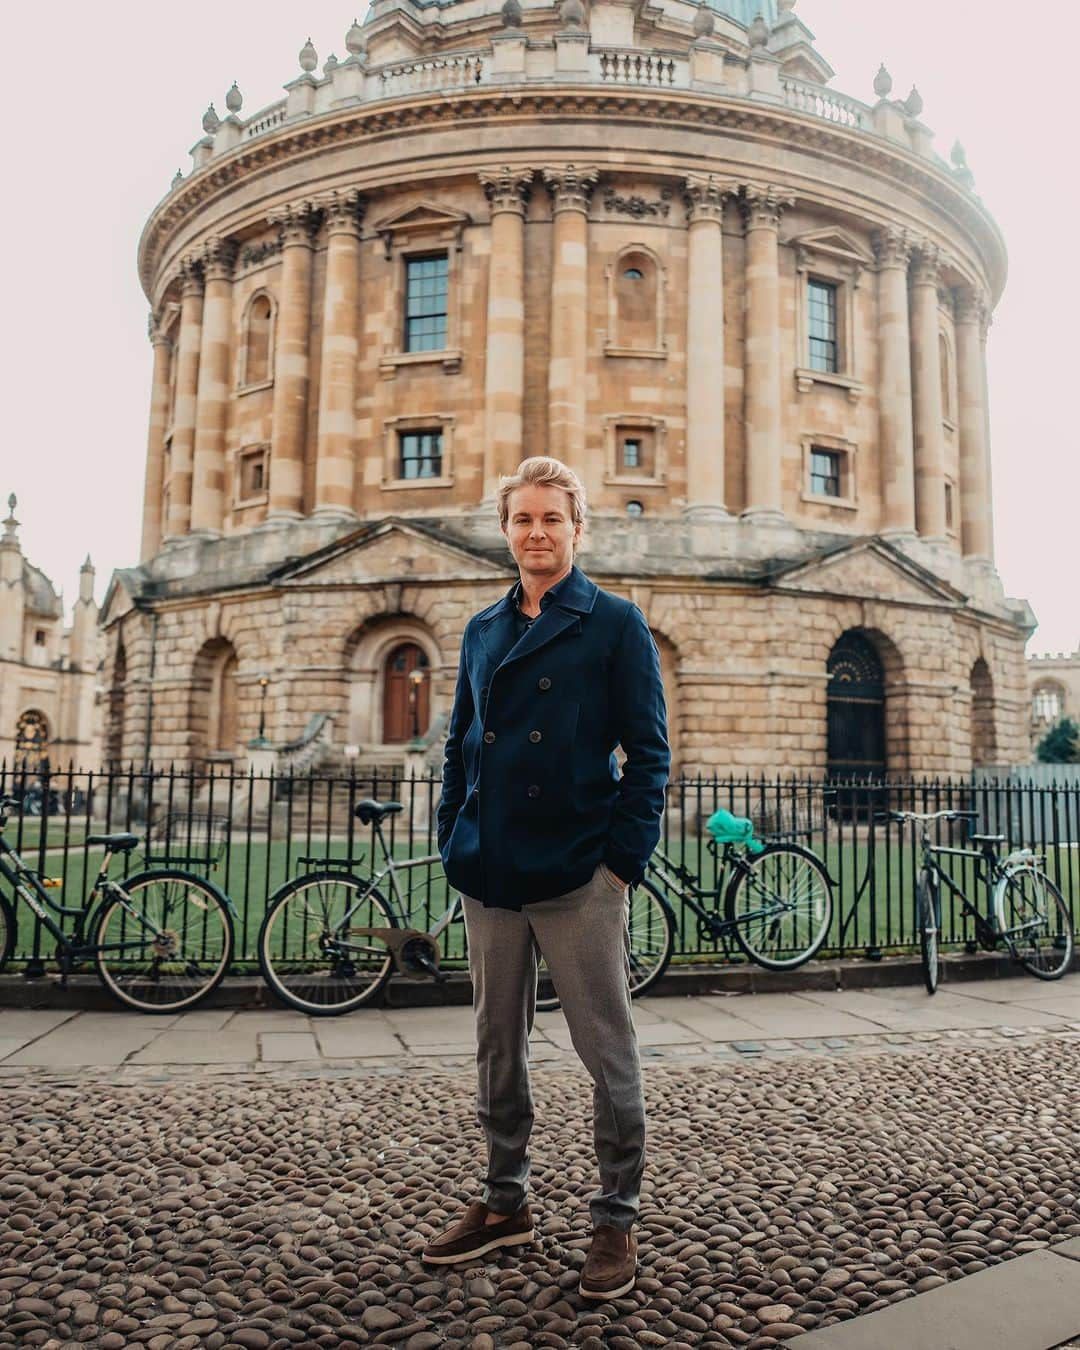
[951,140,975,187]
[873,63,892,98]
[777,0,796,11]
[560,0,586,29]
[201,103,220,135]
[324,53,339,73]
[226,81,243,113]
[299,37,318,73]
[81,555,94,573]
[2,494,18,546]
[171,168,184,189]
[904,85,923,117]
[693,4,715,39]
[748,13,769,48]
[501,0,524,28]
[345,18,366,55]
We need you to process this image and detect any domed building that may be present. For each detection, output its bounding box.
[102,0,1033,780]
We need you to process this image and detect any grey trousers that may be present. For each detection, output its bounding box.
[462,861,646,1232]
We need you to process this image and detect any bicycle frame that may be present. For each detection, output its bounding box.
[648,842,775,942]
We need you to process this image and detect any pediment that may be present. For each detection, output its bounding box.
[373,200,472,238]
[99,571,137,628]
[792,227,873,268]
[770,540,966,607]
[271,520,510,588]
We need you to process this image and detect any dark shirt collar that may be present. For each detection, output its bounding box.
[512,567,574,616]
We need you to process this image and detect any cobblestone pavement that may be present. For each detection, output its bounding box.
[1,1032,1079,1349]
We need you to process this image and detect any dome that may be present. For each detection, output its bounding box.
[702,0,779,24]
[22,561,62,618]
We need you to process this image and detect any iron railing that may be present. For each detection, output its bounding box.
[2,762,1078,970]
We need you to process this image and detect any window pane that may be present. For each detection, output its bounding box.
[810,449,842,497]
[405,255,449,353]
[808,279,838,373]
[623,439,641,468]
[399,430,443,480]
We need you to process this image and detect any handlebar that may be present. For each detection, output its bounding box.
[874,809,979,824]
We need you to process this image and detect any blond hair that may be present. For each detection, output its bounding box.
[496,456,587,530]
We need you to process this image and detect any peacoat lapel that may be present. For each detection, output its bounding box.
[477,563,598,676]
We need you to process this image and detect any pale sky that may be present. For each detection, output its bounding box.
[3,1,1076,651]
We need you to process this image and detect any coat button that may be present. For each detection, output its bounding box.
[527,784,541,799]
[529,730,542,743]
[480,686,488,699]
[538,677,551,691]
[483,730,496,744]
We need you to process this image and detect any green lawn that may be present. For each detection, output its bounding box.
[7,831,1078,970]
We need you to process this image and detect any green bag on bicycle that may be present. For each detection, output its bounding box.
[705,808,765,854]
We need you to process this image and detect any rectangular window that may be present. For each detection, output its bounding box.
[405,255,449,353]
[237,447,269,502]
[945,480,955,531]
[622,438,642,470]
[807,279,839,373]
[810,448,842,498]
[398,429,443,480]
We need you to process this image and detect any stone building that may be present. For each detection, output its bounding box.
[1028,651,1080,757]
[0,497,102,772]
[102,0,1034,780]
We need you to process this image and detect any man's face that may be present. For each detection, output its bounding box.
[502,484,582,583]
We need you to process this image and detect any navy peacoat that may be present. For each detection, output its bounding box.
[437,563,670,909]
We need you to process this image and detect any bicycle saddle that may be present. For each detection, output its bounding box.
[86,833,141,852]
[968,833,1005,845]
[354,798,404,825]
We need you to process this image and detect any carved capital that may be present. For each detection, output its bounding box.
[739,183,795,231]
[268,200,321,247]
[683,174,735,225]
[201,236,239,282]
[954,283,990,329]
[318,187,367,234]
[178,253,205,296]
[148,312,173,349]
[872,225,912,271]
[909,241,942,288]
[480,166,534,216]
[542,164,599,213]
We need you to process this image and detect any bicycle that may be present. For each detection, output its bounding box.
[257,797,463,1015]
[0,795,236,1012]
[535,793,836,1009]
[878,808,1075,994]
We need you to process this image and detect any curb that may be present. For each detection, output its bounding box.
[0,948,1059,1011]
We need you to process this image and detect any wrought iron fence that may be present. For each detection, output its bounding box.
[2,761,1078,970]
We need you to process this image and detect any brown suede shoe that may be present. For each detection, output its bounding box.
[579,1223,637,1299]
[421,1199,534,1265]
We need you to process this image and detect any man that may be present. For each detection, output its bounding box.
[422,456,670,1301]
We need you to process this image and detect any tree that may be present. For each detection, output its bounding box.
[1037,716,1080,764]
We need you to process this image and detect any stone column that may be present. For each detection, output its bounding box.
[683,175,733,519]
[314,190,365,518]
[190,237,237,536]
[164,257,204,542]
[543,165,597,468]
[480,167,533,498]
[741,184,793,520]
[140,314,173,561]
[909,243,946,540]
[955,286,993,561]
[268,202,317,520]
[873,227,916,536]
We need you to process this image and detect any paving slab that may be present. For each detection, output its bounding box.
[314,1019,405,1058]
[0,1036,34,1060]
[5,1020,166,1066]
[260,1031,321,1062]
[797,1249,1080,1350]
[127,1030,260,1064]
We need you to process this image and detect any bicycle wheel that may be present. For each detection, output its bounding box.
[995,866,1075,980]
[917,868,940,994]
[535,878,676,1012]
[93,868,234,1013]
[727,843,833,970]
[259,872,398,1014]
[0,893,15,973]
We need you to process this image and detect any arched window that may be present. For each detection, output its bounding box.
[970,658,996,768]
[192,638,239,764]
[826,631,886,782]
[15,709,50,772]
[243,294,273,386]
[1033,683,1065,724]
[383,643,431,744]
[607,247,665,354]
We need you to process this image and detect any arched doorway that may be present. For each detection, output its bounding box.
[826,631,886,781]
[383,643,431,743]
[970,658,997,768]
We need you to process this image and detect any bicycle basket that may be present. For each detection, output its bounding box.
[143,812,229,868]
[750,790,827,842]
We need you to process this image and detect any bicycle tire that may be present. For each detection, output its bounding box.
[534,877,676,1012]
[995,866,1075,981]
[0,892,15,973]
[258,871,398,1015]
[917,868,940,994]
[93,868,234,1013]
[726,843,834,971]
